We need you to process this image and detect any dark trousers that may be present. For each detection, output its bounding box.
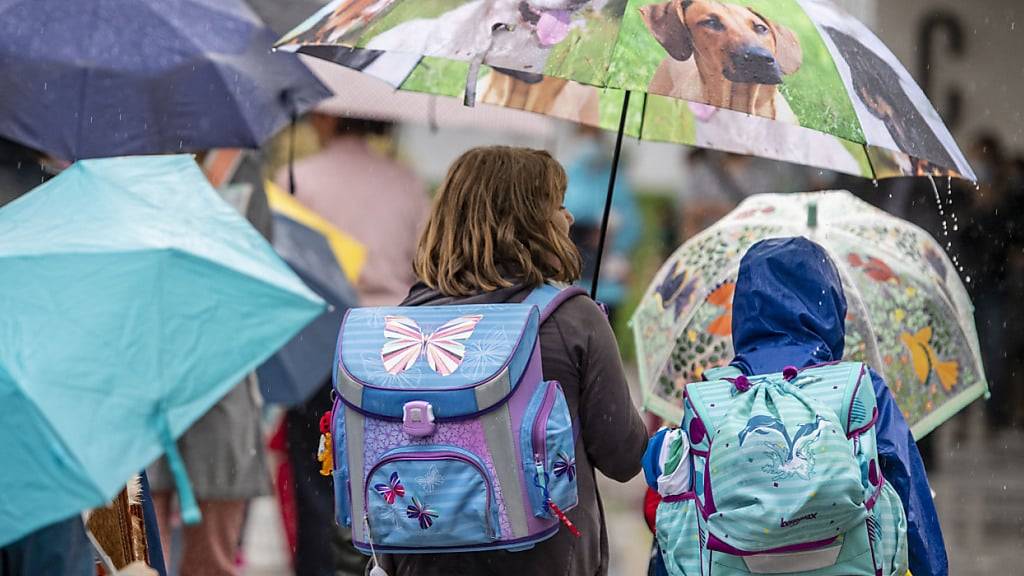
[0,517,93,576]
[285,381,368,576]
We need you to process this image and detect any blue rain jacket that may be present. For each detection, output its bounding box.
[730,237,948,576]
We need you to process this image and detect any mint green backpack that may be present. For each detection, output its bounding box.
[655,362,908,576]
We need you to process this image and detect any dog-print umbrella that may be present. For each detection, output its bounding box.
[631,191,986,439]
[276,0,974,295]
[0,0,330,160]
[0,156,325,546]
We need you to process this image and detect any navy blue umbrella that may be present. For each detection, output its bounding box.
[0,0,330,160]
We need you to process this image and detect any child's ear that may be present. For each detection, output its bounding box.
[640,1,694,62]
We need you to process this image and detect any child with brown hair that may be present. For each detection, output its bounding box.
[377,146,648,576]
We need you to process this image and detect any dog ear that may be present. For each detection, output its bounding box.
[748,9,803,75]
[640,1,693,61]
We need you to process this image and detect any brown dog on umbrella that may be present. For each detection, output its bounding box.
[641,0,803,123]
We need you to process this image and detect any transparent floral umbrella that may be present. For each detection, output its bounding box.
[631,191,986,439]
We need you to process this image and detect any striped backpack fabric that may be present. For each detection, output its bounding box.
[656,362,908,576]
[326,284,584,555]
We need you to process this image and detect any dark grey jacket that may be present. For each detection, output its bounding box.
[379,282,648,576]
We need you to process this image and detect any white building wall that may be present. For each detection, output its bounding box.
[875,0,1024,150]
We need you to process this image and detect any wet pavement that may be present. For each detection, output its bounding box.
[242,396,1022,576]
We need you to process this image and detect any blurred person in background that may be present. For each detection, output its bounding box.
[563,125,640,326]
[1006,156,1024,427]
[147,151,273,576]
[274,114,429,576]
[959,132,1015,430]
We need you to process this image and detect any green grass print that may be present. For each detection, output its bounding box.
[357,0,465,46]
[543,12,622,86]
[401,57,471,97]
[607,0,864,143]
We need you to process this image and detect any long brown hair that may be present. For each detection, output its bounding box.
[415,146,582,296]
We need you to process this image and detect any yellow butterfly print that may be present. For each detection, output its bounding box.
[899,327,958,391]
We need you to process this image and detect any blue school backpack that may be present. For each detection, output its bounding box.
[655,362,908,576]
[326,284,585,556]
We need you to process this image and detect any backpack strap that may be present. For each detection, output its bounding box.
[522,283,588,323]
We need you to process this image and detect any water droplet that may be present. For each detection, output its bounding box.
[966,275,972,283]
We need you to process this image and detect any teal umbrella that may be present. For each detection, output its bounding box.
[0,155,325,546]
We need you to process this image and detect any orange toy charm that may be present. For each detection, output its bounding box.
[318,411,334,477]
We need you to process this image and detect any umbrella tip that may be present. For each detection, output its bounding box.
[807,202,818,229]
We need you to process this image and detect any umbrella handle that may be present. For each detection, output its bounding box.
[158,416,202,525]
[591,91,631,299]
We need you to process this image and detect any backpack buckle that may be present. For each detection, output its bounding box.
[402,401,436,437]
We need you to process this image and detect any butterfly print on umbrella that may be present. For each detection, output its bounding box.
[553,451,576,482]
[900,326,959,391]
[655,261,699,321]
[406,497,439,529]
[374,471,406,505]
[381,314,483,376]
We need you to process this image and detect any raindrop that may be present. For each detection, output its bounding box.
[966,275,972,284]
[871,179,879,188]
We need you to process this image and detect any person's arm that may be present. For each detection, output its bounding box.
[869,368,948,576]
[555,298,647,482]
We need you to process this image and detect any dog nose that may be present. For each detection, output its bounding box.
[727,45,783,84]
[732,46,776,68]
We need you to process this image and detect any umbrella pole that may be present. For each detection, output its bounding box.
[590,91,631,299]
[288,101,297,196]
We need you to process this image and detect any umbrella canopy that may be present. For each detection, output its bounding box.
[631,191,987,439]
[302,55,556,137]
[0,0,330,160]
[277,0,972,180]
[0,155,325,546]
[256,181,363,405]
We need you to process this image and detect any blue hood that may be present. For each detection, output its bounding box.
[731,237,847,375]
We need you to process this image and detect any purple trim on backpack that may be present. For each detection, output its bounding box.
[705,532,839,556]
[538,286,588,323]
[847,406,879,439]
[702,453,717,515]
[864,471,885,511]
[353,523,561,554]
[504,347,557,536]
[845,363,868,433]
[662,491,696,503]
